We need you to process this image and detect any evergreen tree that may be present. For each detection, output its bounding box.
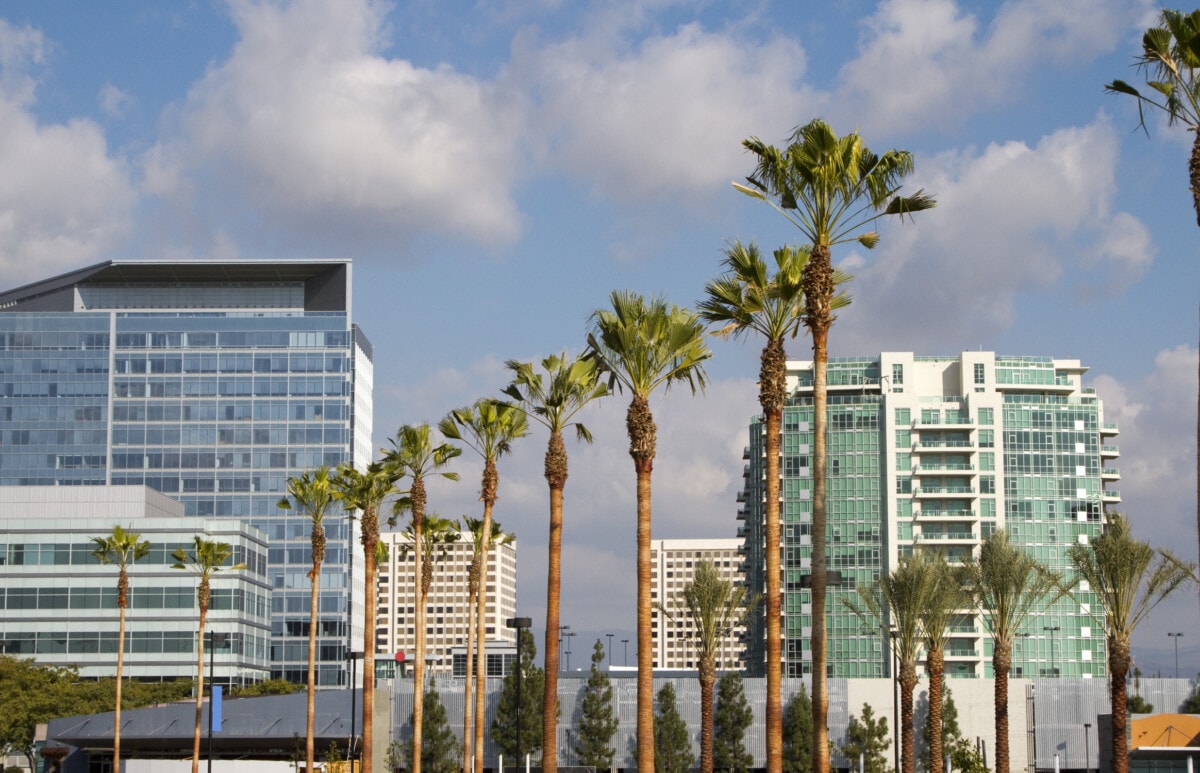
[782,686,813,773]
[713,674,753,773]
[405,690,460,773]
[1180,680,1200,713]
[491,629,546,760]
[654,683,695,773]
[576,640,620,769]
[839,704,890,773]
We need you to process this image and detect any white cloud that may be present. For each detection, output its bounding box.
[835,118,1153,353]
[144,0,526,259]
[524,22,820,199]
[840,0,1132,134]
[0,22,135,284]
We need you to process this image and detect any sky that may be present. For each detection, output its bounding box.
[1,0,1198,678]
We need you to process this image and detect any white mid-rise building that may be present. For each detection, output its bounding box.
[649,538,747,671]
[376,529,517,673]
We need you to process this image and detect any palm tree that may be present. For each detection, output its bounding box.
[916,553,969,773]
[91,524,151,773]
[386,424,462,773]
[1106,8,1200,621]
[845,551,945,773]
[699,240,849,772]
[658,560,755,773]
[459,516,515,773]
[277,466,337,773]
[1068,513,1195,773]
[587,290,711,773]
[737,118,934,773]
[333,459,403,773]
[503,351,608,773]
[440,400,527,773]
[171,537,245,773]
[963,530,1064,773]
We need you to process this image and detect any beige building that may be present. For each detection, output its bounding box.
[650,538,747,671]
[376,529,517,673]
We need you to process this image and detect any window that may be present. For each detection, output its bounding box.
[974,363,985,385]
[892,364,904,385]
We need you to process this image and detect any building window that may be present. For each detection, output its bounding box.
[892,364,904,385]
[974,363,985,385]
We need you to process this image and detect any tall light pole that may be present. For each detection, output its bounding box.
[890,628,900,773]
[207,631,227,773]
[1043,625,1060,677]
[564,631,576,672]
[347,650,363,765]
[606,633,614,668]
[1169,633,1184,677]
[1084,722,1092,773]
[621,639,629,667]
[507,617,532,768]
[559,625,570,671]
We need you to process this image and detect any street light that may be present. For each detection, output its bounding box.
[1084,722,1092,773]
[506,617,532,769]
[1169,633,1184,678]
[622,639,629,667]
[558,625,570,670]
[1043,626,1060,677]
[564,631,576,672]
[207,631,228,773]
[606,633,614,668]
[347,651,364,765]
[889,628,900,773]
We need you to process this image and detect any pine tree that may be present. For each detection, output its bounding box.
[404,690,460,773]
[782,686,813,773]
[653,683,695,773]
[713,673,753,773]
[839,704,890,773]
[491,629,546,760]
[576,640,620,769]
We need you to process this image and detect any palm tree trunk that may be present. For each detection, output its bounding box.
[307,562,320,772]
[993,639,1012,773]
[474,498,496,773]
[927,647,945,773]
[363,508,379,773]
[192,604,208,773]
[762,337,786,773]
[1110,634,1132,773]
[115,594,126,772]
[810,323,831,773]
[900,662,918,773]
[413,509,425,773]
[636,460,654,773]
[699,659,717,773]
[543,431,567,773]
[463,580,478,773]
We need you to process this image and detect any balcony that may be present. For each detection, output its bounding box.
[912,440,975,451]
[915,531,976,544]
[915,509,978,521]
[1101,422,1119,436]
[1101,468,1120,481]
[912,463,975,474]
[1102,490,1121,502]
[913,486,977,497]
[1101,445,1120,458]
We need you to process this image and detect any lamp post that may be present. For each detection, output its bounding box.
[347,651,363,766]
[1169,633,1184,678]
[1043,626,1060,677]
[889,628,900,773]
[207,631,228,773]
[606,633,614,668]
[622,639,629,667]
[1084,722,1092,773]
[507,617,532,770]
[564,631,576,672]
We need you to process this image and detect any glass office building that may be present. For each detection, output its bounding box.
[739,353,1117,680]
[0,261,372,685]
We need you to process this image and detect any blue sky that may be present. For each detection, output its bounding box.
[1,0,1197,676]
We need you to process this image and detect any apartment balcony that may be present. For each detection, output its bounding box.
[1100,468,1120,481]
[944,646,979,659]
[913,486,978,498]
[911,440,975,452]
[912,463,975,475]
[913,417,974,429]
[915,509,979,521]
[914,531,977,545]
[1102,490,1121,503]
[736,508,746,521]
[1101,445,1120,458]
[1101,421,1119,437]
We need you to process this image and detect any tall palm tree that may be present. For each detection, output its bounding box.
[503,351,608,773]
[171,537,245,773]
[277,466,336,773]
[658,560,756,773]
[737,118,934,773]
[386,424,462,773]
[699,240,849,773]
[333,459,403,773]
[963,530,1063,773]
[91,524,151,773]
[587,290,711,773]
[459,516,515,773]
[916,553,969,773]
[1068,513,1195,773]
[1106,8,1200,620]
[845,551,944,773]
[439,400,527,773]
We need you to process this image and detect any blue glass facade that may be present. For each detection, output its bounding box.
[0,261,372,685]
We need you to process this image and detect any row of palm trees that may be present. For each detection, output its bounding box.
[848,521,1193,773]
